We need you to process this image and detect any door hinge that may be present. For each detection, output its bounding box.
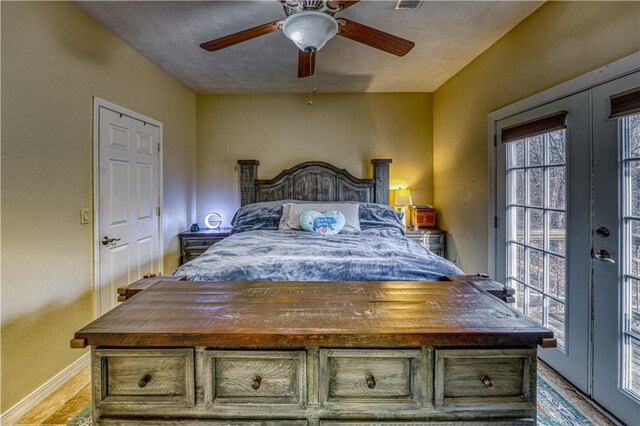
[156,206,161,216]
[493,134,497,147]
[494,216,498,228]
[157,142,161,152]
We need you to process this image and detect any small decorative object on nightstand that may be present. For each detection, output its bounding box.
[405,228,447,258]
[415,205,437,228]
[178,228,230,265]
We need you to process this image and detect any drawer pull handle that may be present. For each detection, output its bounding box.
[366,374,376,389]
[251,375,262,390]
[137,374,151,388]
[480,375,494,389]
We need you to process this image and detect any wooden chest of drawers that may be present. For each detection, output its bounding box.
[74,281,555,425]
[405,228,447,258]
[178,229,230,265]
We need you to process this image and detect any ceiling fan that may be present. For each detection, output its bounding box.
[200,0,415,78]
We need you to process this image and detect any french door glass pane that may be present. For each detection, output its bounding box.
[622,113,640,399]
[506,131,567,350]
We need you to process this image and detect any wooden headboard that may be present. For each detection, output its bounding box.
[238,159,392,206]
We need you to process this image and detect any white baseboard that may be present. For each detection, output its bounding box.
[0,352,90,425]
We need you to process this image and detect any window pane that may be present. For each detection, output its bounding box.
[516,282,525,314]
[631,278,640,336]
[548,166,566,209]
[508,139,525,168]
[527,135,544,166]
[508,169,525,205]
[629,114,640,158]
[630,220,640,277]
[630,161,640,217]
[549,255,566,300]
[548,298,565,349]
[508,243,525,282]
[528,168,544,207]
[528,249,544,290]
[630,337,640,396]
[528,209,544,249]
[547,130,565,165]
[549,211,566,255]
[528,288,543,324]
[508,207,525,244]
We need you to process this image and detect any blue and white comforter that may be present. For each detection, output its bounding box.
[174,228,462,282]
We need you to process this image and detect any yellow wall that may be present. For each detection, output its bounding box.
[1,1,196,411]
[433,1,640,273]
[196,93,433,226]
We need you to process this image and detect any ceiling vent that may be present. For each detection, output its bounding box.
[394,0,423,10]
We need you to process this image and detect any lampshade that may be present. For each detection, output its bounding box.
[282,11,338,52]
[394,188,412,206]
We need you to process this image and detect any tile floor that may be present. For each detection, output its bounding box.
[15,363,620,425]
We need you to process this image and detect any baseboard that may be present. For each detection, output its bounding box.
[0,352,90,425]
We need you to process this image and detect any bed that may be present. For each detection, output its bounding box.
[174,159,462,282]
[72,158,555,425]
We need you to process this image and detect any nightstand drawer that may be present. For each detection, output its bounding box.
[204,350,306,406]
[178,230,230,265]
[319,349,422,408]
[95,348,195,409]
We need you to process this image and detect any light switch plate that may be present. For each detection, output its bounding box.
[80,208,90,224]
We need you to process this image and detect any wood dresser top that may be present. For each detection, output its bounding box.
[74,281,554,349]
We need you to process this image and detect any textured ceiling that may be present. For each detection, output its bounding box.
[74,1,542,94]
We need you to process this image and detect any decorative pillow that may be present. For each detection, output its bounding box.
[280,203,360,231]
[299,210,345,235]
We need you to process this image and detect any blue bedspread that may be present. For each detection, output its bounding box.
[174,228,463,282]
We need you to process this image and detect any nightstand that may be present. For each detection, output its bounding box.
[405,228,447,258]
[178,229,230,265]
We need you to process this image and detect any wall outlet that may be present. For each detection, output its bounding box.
[80,208,90,224]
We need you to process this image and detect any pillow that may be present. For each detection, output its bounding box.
[230,200,295,234]
[358,202,405,234]
[280,203,360,231]
[299,210,345,235]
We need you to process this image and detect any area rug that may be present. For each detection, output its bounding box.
[66,375,598,425]
[537,374,597,426]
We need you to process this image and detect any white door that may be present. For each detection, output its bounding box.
[592,72,640,426]
[495,92,591,391]
[97,105,161,315]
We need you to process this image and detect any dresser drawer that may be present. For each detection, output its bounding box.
[204,350,306,406]
[319,349,422,408]
[183,238,224,248]
[434,349,535,411]
[95,348,195,409]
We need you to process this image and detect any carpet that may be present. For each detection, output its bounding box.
[66,375,598,425]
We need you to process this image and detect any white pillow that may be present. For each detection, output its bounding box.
[279,203,360,231]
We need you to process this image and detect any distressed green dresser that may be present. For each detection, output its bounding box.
[72,280,555,425]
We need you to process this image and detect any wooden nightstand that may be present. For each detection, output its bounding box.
[405,228,447,258]
[178,229,231,265]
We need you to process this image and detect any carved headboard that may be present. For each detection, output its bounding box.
[238,159,392,206]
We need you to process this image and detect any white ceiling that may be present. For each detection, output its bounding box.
[74,1,542,94]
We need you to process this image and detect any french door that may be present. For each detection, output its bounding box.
[496,71,640,425]
[592,73,640,425]
[496,92,591,392]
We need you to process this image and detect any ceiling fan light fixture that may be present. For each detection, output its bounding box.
[282,11,338,52]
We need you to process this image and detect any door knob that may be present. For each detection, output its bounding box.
[596,227,610,238]
[592,249,615,264]
[101,236,121,246]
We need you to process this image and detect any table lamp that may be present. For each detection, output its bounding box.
[393,188,412,226]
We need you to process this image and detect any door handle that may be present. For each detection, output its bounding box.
[101,236,121,246]
[592,248,615,264]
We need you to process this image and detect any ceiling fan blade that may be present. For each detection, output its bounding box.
[298,49,316,78]
[337,19,415,57]
[327,1,360,10]
[200,20,281,52]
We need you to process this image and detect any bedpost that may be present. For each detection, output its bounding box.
[238,160,259,206]
[371,159,392,205]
